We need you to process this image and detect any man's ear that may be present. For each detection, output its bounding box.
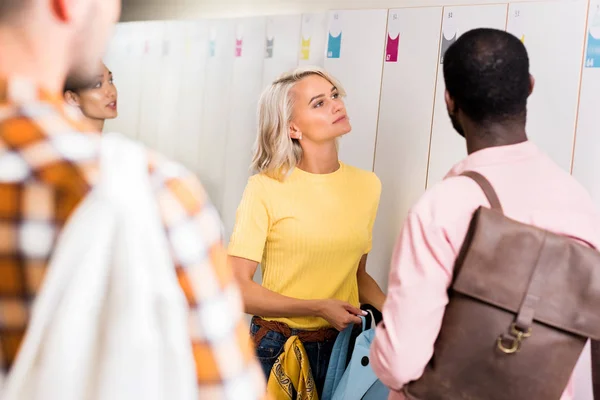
[445,89,455,115]
[528,74,535,96]
[52,0,76,22]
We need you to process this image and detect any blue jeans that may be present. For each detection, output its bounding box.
[250,320,337,396]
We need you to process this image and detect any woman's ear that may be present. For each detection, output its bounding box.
[64,90,80,107]
[289,122,302,140]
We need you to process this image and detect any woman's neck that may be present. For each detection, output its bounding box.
[297,140,339,174]
[86,117,105,133]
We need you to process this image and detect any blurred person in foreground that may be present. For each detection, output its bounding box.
[0,0,265,398]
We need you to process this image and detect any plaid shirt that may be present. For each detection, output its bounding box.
[0,77,265,398]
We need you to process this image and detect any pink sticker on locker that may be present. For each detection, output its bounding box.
[386,33,399,63]
[235,38,243,57]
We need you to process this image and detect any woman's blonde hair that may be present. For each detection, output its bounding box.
[251,66,346,180]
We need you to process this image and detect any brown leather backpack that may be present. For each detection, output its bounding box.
[404,171,600,400]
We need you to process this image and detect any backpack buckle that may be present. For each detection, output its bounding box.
[497,323,532,354]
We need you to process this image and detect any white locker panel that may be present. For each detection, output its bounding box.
[136,21,167,151]
[221,17,267,239]
[156,21,186,159]
[104,22,144,139]
[298,13,329,67]
[427,5,508,187]
[572,0,600,208]
[507,0,587,172]
[262,15,302,88]
[175,21,210,176]
[103,24,124,77]
[574,341,594,400]
[371,7,443,289]
[324,10,388,172]
[197,20,236,211]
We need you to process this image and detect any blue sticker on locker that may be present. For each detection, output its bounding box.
[209,39,216,57]
[586,32,600,68]
[327,32,342,59]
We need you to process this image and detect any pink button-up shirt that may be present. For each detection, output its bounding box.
[371,141,600,400]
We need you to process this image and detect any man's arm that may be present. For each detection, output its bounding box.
[149,152,266,399]
[370,211,455,391]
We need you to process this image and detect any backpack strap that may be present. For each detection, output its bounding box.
[460,171,504,213]
[460,170,550,354]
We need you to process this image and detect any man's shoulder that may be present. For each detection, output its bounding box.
[146,146,212,211]
[0,104,101,192]
[410,175,487,229]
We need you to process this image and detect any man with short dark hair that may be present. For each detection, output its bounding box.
[370,28,600,400]
[0,0,265,398]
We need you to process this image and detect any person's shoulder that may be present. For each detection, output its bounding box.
[248,172,274,186]
[410,175,487,229]
[536,149,598,213]
[144,145,225,245]
[244,171,281,193]
[343,163,382,191]
[146,147,212,209]
[0,106,102,189]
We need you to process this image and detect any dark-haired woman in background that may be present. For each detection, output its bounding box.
[64,63,117,132]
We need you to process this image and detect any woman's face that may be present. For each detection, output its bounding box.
[67,64,118,121]
[289,75,351,143]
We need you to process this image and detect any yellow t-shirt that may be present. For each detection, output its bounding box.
[228,162,381,329]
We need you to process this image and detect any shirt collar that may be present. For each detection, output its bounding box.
[445,140,540,179]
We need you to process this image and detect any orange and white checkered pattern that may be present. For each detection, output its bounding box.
[0,77,265,399]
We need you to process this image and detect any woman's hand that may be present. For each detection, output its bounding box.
[317,299,366,331]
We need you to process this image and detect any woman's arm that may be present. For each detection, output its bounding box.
[357,254,386,312]
[231,255,365,331]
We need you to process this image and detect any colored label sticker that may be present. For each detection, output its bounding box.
[327,32,342,59]
[586,32,600,68]
[586,6,600,68]
[440,32,457,64]
[386,34,400,63]
[266,38,274,58]
[209,39,216,57]
[440,10,457,64]
[235,38,243,58]
[300,37,311,60]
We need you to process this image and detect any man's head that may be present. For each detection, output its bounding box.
[443,28,533,138]
[0,0,121,90]
[0,0,31,22]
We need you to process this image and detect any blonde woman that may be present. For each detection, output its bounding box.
[228,66,385,395]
